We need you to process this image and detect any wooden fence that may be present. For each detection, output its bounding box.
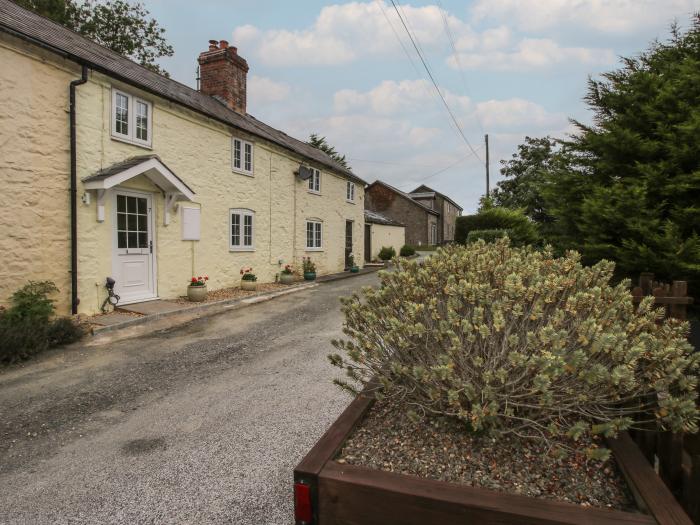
[630,273,699,524]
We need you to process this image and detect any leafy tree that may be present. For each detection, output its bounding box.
[14,0,173,76]
[495,16,700,287]
[491,136,567,225]
[308,133,351,170]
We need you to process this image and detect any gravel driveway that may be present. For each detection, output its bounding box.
[0,273,378,524]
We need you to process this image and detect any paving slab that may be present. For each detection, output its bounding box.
[117,300,183,316]
[89,311,141,326]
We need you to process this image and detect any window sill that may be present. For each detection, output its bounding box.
[346,200,356,204]
[111,134,152,150]
[230,247,255,252]
[232,168,254,177]
[307,190,322,196]
[305,248,324,252]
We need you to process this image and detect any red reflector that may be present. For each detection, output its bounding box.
[294,482,312,524]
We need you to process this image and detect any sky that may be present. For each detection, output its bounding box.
[142,0,700,213]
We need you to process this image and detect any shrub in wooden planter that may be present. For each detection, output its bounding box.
[330,238,699,459]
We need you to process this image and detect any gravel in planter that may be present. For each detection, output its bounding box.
[337,399,637,511]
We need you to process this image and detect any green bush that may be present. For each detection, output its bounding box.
[455,207,538,246]
[329,238,699,458]
[0,281,83,364]
[47,317,84,347]
[399,244,416,257]
[466,229,508,243]
[378,246,396,261]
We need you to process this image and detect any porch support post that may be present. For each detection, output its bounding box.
[164,192,177,226]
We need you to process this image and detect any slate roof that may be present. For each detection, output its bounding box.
[364,209,404,227]
[0,0,366,186]
[367,180,440,216]
[410,184,463,211]
[82,154,195,194]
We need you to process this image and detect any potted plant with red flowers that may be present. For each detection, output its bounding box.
[187,275,208,302]
[280,264,295,285]
[302,257,316,281]
[240,266,258,291]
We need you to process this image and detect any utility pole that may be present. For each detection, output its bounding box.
[485,134,490,197]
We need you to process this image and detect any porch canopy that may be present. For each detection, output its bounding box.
[82,155,195,224]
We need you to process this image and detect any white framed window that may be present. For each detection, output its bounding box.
[111,88,152,147]
[230,208,255,251]
[346,181,355,202]
[232,137,254,175]
[307,168,321,193]
[306,220,323,250]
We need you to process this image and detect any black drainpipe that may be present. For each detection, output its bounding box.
[70,65,88,315]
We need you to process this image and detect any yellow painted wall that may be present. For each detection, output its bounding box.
[370,224,405,260]
[0,35,365,315]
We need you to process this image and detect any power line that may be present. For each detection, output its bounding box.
[435,0,484,135]
[389,0,482,162]
[395,146,484,190]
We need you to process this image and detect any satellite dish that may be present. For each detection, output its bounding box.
[297,166,313,180]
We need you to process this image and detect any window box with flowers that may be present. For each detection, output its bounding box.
[280,264,295,285]
[187,275,209,302]
[240,267,258,291]
[302,257,316,281]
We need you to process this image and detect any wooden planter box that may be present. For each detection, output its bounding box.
[294,389,694,525]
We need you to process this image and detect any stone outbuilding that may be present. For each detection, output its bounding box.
[364,181,439,247]
[408,185,463,243]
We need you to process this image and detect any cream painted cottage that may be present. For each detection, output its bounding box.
[0,1,366,315]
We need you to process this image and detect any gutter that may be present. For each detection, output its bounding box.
[69,64,88,315]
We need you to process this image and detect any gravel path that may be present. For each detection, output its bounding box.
[0,273,376,524]
[339,399,636,511]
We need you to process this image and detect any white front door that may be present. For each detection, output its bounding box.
[113,190,156,304]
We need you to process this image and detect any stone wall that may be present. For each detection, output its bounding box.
[0,34,365,315]
[365,185,436,246]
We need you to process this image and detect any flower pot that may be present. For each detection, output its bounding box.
[187,285,207,302]
[350,266,360,273]
[241,280,257,291]
[280,273,294,285]
[304,272,316,281]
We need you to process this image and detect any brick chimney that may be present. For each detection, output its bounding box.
[198,39,249,114]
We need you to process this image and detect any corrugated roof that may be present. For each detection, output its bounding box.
[0,0,366,186]
[364,209,404,227]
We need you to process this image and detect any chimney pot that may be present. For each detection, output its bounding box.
[198,41,249,114]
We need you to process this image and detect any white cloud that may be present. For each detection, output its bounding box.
[475,98,567,131]
[248,75,291,108]
[334,79,469,115]
[233,2,469,67]
[449,38,615,71]
[471,0,700,33]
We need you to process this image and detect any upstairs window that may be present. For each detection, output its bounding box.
[232,138,254,175]
[306,220,322,250]
[346,181,355,202]
[230,208,255,251]
[308,168,321,193]
[111,89,152,147]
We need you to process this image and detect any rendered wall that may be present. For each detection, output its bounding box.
[0,35,365,315]
[369,224,405,260]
